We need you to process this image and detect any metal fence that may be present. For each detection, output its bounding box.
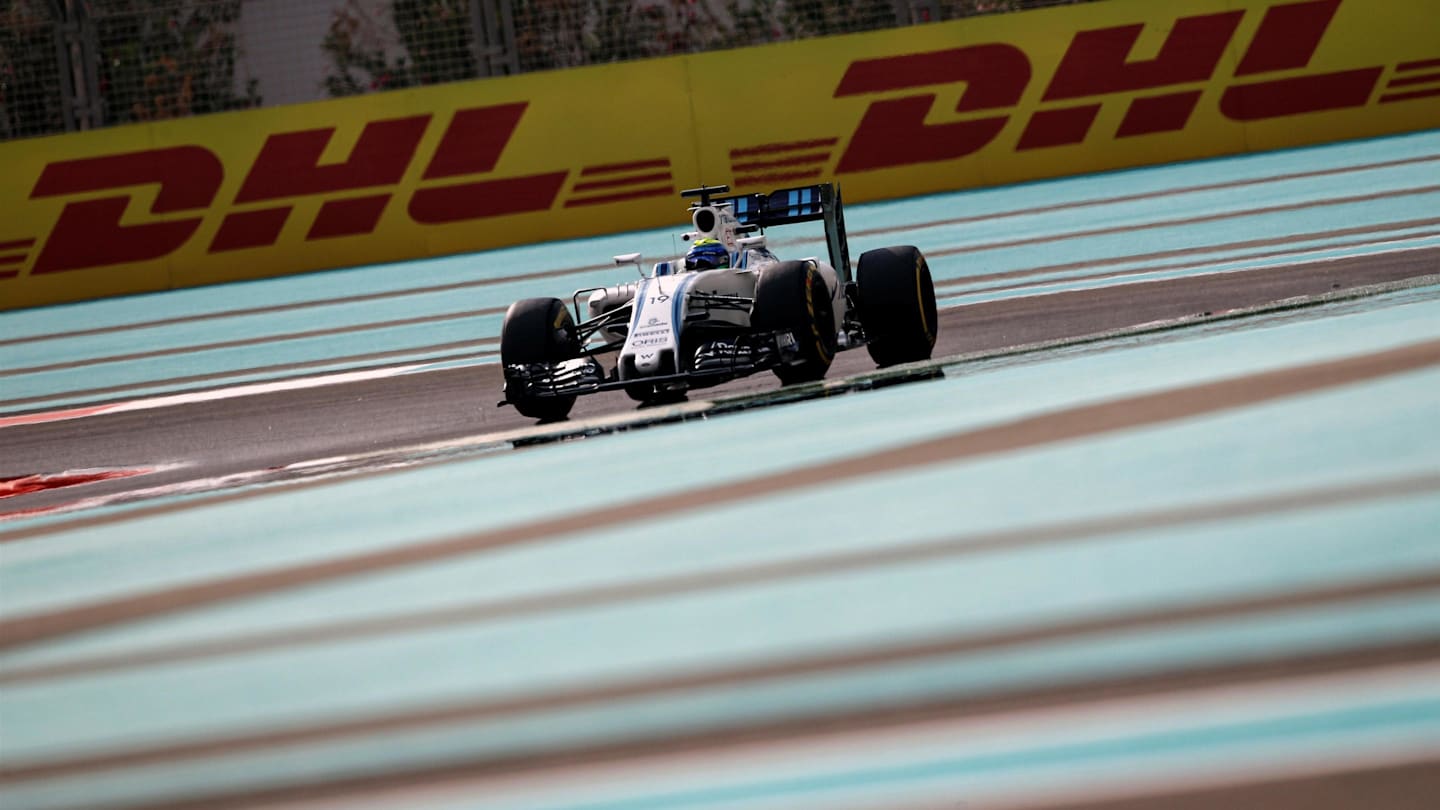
[1,0,1098,141]
[1,1,72,139]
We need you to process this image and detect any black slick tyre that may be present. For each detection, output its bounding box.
[750,260,836,385]
[856,245,937,368]
[500,297,580,421]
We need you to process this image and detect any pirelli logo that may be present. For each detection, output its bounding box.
[2,0,1433,282]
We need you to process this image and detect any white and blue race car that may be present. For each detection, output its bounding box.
[499,183,937,421]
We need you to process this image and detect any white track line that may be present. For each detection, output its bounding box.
[0,364,429,430]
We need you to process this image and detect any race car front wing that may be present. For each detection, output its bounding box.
[500,331,793,404]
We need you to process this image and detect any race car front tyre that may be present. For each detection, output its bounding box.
[500,297,581,421]
[856,245,938,368]
[751,260,836,385]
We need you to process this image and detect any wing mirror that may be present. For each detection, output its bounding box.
[613,252,647,278]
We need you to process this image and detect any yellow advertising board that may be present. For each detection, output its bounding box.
[2,0,1436,310]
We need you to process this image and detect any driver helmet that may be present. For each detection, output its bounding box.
[685,238,730,270]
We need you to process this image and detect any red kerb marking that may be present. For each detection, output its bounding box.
[730,138,838,158]
[580,159,670,176]
[1396,58,1440,72]
[0,404,115,428]
[0,253,27,265]
[0,505,64,522]
[0,469,151,501]
[0,239,36,251]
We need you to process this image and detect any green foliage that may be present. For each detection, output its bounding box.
[323,0,475,96]
[1,0,261,139]
[322,0,789,89]
[777,0,898,39]
[319,0,1105,99]
[0,0,66,139]
[513,0,714,70]
[93,0,260,125]
[937,0,1092,19]
[504,0,1101,72]
[394,0,476,81]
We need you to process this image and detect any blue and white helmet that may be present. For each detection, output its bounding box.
[684,238,730,270]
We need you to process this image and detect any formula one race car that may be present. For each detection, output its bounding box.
[499,183,937,421]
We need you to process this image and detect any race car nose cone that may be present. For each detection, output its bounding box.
[634,350,663,374]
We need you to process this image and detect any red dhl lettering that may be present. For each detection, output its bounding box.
[15,0,1416,279]
[408,103,566,224]
[25,103,568,274]
[212,113,429,250]
[836,0,1384,169]
[28,147,222,274]
[834,44,1029,173]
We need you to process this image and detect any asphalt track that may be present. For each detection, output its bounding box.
[2,248,1436,516]
[2,131,1439,810]
[3,278,1438,810]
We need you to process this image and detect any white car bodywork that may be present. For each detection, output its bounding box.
[587,200,845,383]
[500,182,938,420]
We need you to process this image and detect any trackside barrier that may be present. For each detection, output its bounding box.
[2,0,1436,310]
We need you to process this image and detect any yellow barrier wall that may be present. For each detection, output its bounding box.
[2,0,1436,310]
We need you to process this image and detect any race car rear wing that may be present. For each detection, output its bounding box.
[683,183,852,283]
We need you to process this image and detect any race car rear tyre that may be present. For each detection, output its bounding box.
[501,297,581,421]
[751,260,836,385]
[856,245,937,368]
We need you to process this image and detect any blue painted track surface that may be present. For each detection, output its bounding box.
[1,131,1439,809]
